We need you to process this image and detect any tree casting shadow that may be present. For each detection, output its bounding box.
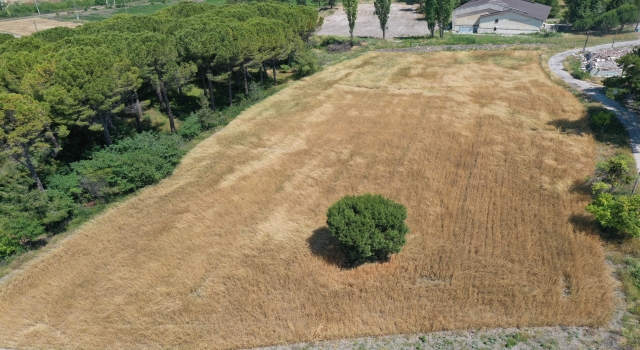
[307,227,346,268]
[307,227,390,269]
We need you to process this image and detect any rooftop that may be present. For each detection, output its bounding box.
[455,0,552,21]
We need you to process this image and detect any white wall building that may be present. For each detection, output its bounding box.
[452,0,551,35]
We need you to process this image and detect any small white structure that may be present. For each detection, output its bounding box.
[452,0,551,35]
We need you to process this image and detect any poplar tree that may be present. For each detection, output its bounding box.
[343,0,358,43]
[435,0,455,38]
[424,0,437,38]
[374,0,391,39]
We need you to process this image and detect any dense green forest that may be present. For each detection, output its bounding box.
[0,1,320,260]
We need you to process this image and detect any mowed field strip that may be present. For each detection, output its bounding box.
[0,18,80,36]
[0,51,614,349]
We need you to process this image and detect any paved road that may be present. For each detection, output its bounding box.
[548,40,640,172]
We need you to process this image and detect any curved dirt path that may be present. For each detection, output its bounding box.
[549,40,640,172]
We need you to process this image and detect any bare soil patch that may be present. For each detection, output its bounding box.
[0,51,614,349]
[316,3,429,38]
[0,18,80,36]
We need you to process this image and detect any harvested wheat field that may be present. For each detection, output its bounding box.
[0,18,80,37]
[0,51,614,349]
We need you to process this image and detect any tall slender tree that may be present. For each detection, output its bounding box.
[374,0,391,39]
[424,0,437,38]
[343,0,358,43]
[435,0,455,38]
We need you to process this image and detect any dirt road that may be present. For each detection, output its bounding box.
[316,3,429,39]
[549,40,640,172]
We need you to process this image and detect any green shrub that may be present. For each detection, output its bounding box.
[595,154,637,189]
[587,193,640,237]
[590,109,614,133]
[326,194,409,264]
[279,64,291,73]
[178,115,202,140]
[293,48,320,78]
[49,132,184,201]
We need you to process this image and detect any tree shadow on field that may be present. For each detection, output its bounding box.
[569,212,627,243]
[569,179,593,197]
[308,227,355,268]
[547,117,589,136]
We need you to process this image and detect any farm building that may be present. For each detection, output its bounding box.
[452,0,551,34]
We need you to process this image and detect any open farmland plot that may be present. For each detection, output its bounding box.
[0,18,80,36]
[0,51,614,349]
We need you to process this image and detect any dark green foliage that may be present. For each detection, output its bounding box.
[597,9,620,31]
[326,194,409,264]
[373,0,391,39]
[178,115,202,139]
[0,164,75,259]
[0,33,13,46]
[565,0,606,23]
[0,2,320,262]
[191,107,224,130]
[604,48,640,101]
[293,48,319,78]
[590,108,614,132]
[49,132,184,201]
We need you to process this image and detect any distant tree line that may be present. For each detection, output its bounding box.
[0,1,320,260]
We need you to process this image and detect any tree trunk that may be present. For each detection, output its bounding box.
[100,112,112,146]
[583,31,590,52]
[272,58,277,86]
[201,70,208,96]
[207,74,216,110]
[133,90,144,133]
[260,64,264,86]
[19,151,44,192]
[227,65,233,107]
[383,27,386,39]
[160,81,176,134]
[156,87,165,110]
[242,64,249,95]
[612,26,621,48]
[45,125,60,155]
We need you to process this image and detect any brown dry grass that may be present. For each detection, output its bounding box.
[0,51,614,349]
[0,18,80,36]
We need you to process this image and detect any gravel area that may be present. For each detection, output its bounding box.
[316,3,429,39]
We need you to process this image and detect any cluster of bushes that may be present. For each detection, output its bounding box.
[586,152,640,237]
[0,132,183,259]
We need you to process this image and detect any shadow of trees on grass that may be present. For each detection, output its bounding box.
[307,227,346,268]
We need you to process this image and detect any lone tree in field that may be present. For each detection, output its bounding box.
[326,194,409,264]
[343,0,358,43]
[374,0,391,39]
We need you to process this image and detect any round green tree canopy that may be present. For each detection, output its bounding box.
[326,194,409,264]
